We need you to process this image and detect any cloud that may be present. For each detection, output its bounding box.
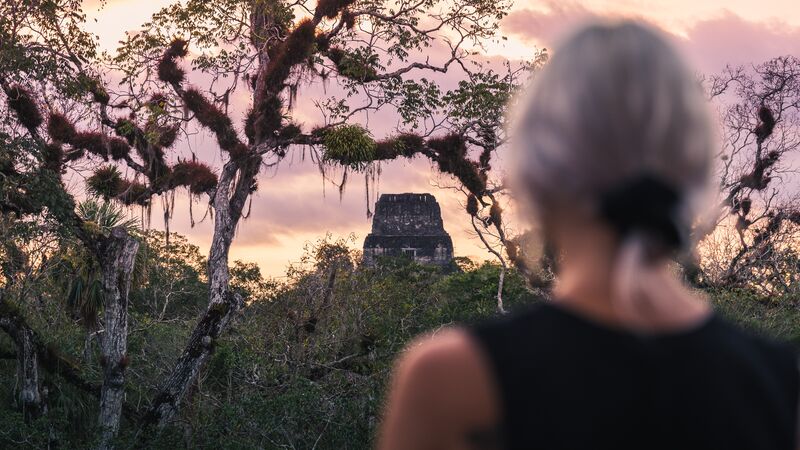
[679,11,800,73]
[501,3,800,74]
[502,2,596,49]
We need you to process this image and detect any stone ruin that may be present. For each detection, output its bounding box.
[363,193,454,267]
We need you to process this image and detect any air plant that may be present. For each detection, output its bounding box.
[47,113,77,143]
[4,85,42,131]
[171,160,218,194]
[107,137,131,160]
[87,166,124,200]
[322,124,376,170]
[314,0,357,20]
[157,38,188,85]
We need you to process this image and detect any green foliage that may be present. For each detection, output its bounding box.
[383,77,442,126]
[322,124,377,170]
[709,289,800,345]
[330,46,381,82]
[3,228,800,449]
[76,199,139,235]
[0,134,75,222]
[132,230,208,319]
[0,0,98,98]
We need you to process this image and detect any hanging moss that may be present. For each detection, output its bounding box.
[314,0,357,20]
[466,194,479,216]
[158,38,188,84]
[171,160,218,194]
[47,113,77,143]
[5,85,42,131]
[71,132,108,160]
[427,133,486,195]
[117,180,151,206]
[149,157,172,186]
[87,166,124,199]
[107,137,131,160]
[323,124,376,169]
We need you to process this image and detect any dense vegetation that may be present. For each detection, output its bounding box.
[0,231,540,448]
[2,228,797,448]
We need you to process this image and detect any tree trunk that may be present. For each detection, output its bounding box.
[0,298,45,420]
[143,159,256,427]
[96,228,139,450]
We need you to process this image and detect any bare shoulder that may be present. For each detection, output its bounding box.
[378,327,500,449]
[399,327,488,377]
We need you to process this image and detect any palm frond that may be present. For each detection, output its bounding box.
[76,198,140,233]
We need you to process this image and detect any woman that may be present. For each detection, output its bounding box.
[378,21,799,450]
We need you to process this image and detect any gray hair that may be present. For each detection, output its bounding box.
[510,21,718,319]
[511,21,716,254]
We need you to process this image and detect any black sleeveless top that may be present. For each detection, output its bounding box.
[471,302,799,450]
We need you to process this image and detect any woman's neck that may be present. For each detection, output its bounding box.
[550,247,711,333]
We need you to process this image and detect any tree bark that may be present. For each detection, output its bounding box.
[143,159,257,427]
[0,298,45,420]
[96,227,139,450]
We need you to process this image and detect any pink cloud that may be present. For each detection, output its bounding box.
[680,11,800,73]
[502,2,596,50]
[501,5,800,74]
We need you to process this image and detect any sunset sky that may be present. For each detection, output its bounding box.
[79,1,800,278]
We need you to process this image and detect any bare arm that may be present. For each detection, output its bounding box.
[377,328,501,450]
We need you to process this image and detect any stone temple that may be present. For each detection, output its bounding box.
[363,193,454,267]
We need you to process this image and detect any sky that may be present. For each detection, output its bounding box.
[79,1,800,278]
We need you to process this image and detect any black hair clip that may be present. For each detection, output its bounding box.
[598,174,684,250]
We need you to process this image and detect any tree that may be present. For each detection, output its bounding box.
[1,3,145,447]
[700,56,800,295]
[3,0,527,441]
[107,0,525,428]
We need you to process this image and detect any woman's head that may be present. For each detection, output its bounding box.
[511,21,716,262]
[510,20,717,327]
